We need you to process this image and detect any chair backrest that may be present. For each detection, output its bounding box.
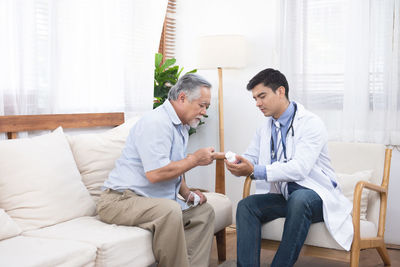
[327,142,386,225]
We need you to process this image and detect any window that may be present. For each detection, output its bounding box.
[280,0,400,144]
[158,0,176,62]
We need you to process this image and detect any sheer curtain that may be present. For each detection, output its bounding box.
[0,0,167,118]
[279,0,400,145]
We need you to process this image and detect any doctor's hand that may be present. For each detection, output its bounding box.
[225,155,254,177]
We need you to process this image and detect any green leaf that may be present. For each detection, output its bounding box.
[153,53,206,135]
[176,67,183,79]
[189,127,197,135]
[160,58,176,72]
[186,69,197,74]
[155,53,163,67]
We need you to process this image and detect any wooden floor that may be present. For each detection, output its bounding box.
[210,227,400,267]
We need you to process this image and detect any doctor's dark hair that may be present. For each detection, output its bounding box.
[246,68,289,100]
[168,73,212,101]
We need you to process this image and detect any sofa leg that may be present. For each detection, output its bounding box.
[215,228,226,263]
[376,245,391,266]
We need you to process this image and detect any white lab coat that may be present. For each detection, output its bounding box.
[243,102,354,251]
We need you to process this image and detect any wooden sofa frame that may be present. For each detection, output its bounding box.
[0,112,228,263]
[242,148,392,267]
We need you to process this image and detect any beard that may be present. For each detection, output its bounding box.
[188,117,202,128]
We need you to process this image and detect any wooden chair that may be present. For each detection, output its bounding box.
[0,112,231,263]
[242,142,392,266]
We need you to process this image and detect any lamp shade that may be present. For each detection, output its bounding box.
[197,35,247,69]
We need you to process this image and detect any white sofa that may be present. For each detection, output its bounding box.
[0,114,232,267]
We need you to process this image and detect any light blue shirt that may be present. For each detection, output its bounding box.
[253,101,296,180]
[103,100,190,208]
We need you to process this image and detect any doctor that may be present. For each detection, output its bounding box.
[225,68,353,267]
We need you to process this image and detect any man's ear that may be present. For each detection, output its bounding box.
[278,86,286,97]
[178,91,186,103]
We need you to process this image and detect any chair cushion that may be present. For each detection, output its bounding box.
[261,218,377,250]
[204,192,233,233]
[336,170,373,220]
[0,127,96,231]
[0,236,96,267]
[67,117,140,202]
[328,142,385,225]
[0,209,21,241]
[23,216,155,267]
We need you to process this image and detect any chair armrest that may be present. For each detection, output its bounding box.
[243,176,252,198]
[352,180,388,241]
[355,181,387,193]
[353,148,392,243]
[353,180,387,220]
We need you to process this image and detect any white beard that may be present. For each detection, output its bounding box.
[188,118,201,128]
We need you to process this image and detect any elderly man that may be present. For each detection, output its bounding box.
[98,74,216,267]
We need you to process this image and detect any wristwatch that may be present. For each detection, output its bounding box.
[249,172,255,180]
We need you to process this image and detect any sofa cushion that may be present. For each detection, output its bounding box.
[0,235,96,267]
[261,217,377,250]
[336,170,373,220]
[23,216,155,267]
[67,117,140,202]
[0,209,21,240]
[0,127,96,231]
[204,192,232,233]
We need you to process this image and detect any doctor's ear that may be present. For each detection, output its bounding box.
[277,86,286,97]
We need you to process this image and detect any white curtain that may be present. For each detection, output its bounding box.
[0,0,167,118]
[279,0,400,145]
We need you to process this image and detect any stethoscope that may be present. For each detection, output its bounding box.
[270,102,297,162]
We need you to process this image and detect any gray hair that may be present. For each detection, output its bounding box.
[168,73,212,101]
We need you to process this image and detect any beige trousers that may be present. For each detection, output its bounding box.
[97,189,215,267]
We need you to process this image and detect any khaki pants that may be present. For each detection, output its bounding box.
[97,189,215,267]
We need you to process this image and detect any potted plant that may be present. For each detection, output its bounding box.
[153,53,206,135]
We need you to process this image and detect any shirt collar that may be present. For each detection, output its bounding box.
[162,99,183,126]
[273,101,295,127]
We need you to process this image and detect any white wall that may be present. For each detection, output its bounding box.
[386,149,400,245]
[175,0,400,245]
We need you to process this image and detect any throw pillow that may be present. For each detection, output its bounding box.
[67,116,140,202]
[0,209,22,240]
[0,127,96,231]
[335,170,373,220]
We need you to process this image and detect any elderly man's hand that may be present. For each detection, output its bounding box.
[191,147,215,166]
[189,190,207,204]
[225,155,254,177]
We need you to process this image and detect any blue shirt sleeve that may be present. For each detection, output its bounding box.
[254,164,267,180]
